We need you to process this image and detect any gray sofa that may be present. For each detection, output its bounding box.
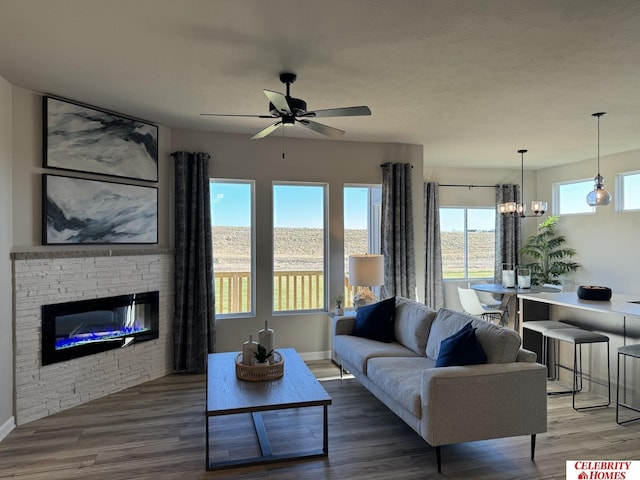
[332,296,547,472]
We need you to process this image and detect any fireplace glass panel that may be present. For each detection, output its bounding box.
[42,291,159,365]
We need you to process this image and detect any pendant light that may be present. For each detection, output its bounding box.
[586,112,611,206]
[497,149,547,217]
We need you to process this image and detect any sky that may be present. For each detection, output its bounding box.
[211,174,640,229]
[210,182,369,228]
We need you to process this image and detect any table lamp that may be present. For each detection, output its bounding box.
[348,254,384,310]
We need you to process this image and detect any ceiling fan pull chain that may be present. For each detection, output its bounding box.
[282,126,285,159]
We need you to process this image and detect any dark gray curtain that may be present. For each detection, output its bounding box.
[495,184,522,284]
[381,162,416,299]
[172,151,215,373]
[424,182,444,309]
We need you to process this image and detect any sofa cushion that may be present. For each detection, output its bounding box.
[426,308,521,363]
[367,356,437,418]
[353,296,396,342]
[393,297,437,356]
[333,335,418,375]
[435,322,487,367]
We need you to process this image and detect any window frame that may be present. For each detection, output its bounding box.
[272,181,328,314]
[616,170,640,212]
[553,178,595,216]
[439,206,496,281]
[210,178,256,318]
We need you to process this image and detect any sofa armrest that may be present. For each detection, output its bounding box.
[333,315,356,336]
[516,348,537,363]
[420,362,547,446]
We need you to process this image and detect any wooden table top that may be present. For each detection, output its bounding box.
[206,347,332,416]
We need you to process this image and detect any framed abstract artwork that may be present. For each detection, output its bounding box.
[43,174,158,245]
[43,96,159,182]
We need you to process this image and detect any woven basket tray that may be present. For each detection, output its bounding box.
[235,351,284,381]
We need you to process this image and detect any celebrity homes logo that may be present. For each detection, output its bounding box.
[567,461,639,479]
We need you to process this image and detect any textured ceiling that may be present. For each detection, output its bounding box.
[1,0,640,169]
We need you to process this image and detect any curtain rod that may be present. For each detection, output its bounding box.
[438,184,497,188]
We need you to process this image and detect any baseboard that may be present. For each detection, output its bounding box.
[298,350,331,361]
[0,416,15,442]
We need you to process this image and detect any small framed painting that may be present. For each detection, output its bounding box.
[43,96,159,182]
[43,174,158,245]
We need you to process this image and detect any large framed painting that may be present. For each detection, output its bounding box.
[43,96,159,182]
[43,174,158,245]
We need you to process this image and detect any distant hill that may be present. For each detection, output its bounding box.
[212,226,493,274]
[212,226,368,271]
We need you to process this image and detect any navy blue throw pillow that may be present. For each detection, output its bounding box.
[352,297,396,343]
[435,322,487,367]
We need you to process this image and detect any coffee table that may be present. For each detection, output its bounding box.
[205,347,332,470]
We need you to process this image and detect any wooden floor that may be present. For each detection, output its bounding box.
[1,360,639,480]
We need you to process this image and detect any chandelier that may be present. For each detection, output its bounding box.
[497,149,547,217]
[586,112,612,207]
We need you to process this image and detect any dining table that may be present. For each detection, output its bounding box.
[470,283,561,331]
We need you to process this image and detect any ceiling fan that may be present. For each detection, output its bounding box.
[201,72,371,139]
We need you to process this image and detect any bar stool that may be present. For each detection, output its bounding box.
[522,321,578,379]
[544,327,610,411]
[616,344,640,425]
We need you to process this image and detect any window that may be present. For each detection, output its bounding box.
[554,179,594,215]
[273,183,327,312]
[344,185,382,306]
[617,171,640,211]
[210,180,254,316]
[440,207,495,279]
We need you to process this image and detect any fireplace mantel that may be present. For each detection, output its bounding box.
[11,247,174,261]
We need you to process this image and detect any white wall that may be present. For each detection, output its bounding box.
[172,129,424,357]
[535,150,640,295]
[0,76,15,439]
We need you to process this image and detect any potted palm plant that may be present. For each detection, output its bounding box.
[519,215,580,286]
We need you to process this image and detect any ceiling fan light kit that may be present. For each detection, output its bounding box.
[202,72,371,139]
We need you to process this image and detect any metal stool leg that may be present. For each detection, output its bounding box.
[616,349,640,425]
[573,340,610,411]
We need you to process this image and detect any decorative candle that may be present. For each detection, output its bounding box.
[502,269,515,288]
[258,320,274,364]
[242,334,258,366]
[517,267,531,288]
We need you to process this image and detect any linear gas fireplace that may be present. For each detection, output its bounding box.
[41,291,159,365]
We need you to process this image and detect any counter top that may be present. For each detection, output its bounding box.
[518,292,640,318]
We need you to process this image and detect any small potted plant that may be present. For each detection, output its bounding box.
[335,294,345,315]
[253,344,274,365]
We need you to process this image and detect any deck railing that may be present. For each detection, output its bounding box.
[214,270,354,314]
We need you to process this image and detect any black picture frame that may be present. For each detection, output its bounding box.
[43,96,159,182]
[43,174,158,245]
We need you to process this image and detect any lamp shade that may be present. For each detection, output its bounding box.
[348,255,384,287]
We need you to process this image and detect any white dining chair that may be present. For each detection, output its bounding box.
[457,287,503,322]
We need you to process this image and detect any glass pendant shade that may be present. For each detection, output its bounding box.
[586,174,611,206]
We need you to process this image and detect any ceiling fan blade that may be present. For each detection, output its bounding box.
[302,106,371,118]
[201,113,275,118]
[250,121,282,139]
[263,90,292,115]
[298,119,345,138]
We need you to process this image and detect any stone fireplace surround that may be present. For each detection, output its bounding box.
[11,248,174,425]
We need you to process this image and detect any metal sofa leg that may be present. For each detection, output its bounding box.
[531,434,536,460]
[435,446,442,473]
